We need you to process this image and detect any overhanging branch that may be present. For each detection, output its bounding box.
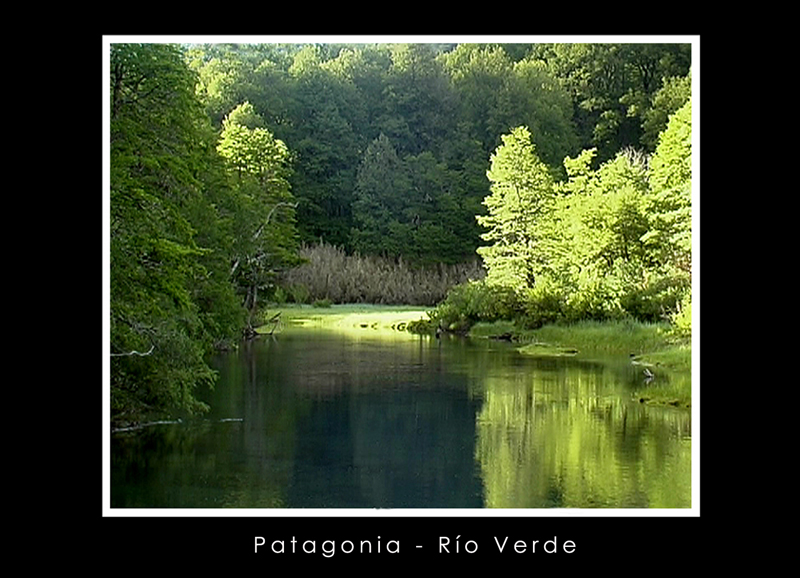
[110,345,155,357]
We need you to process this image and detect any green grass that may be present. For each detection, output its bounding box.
[528,320,676,356]
[516,343,579,357]
[470,319,680,356]
[470,319,693,408]
[631,344,692,372]
[260,304,431,336]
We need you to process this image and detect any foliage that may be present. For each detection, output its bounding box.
[110,43,244,421]
[477,126,556,291]
[642,97,692,275]
[641,71,692,150]
[427,280,520,333]
[432,94,692,333]
[186,42,690,277]
[110,44,303,424]
[217,102,302,324]
[670,291,692,339]
[530,43,691,160]
[111,41,694,422]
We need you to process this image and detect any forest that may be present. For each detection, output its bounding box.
[108,40,693,424]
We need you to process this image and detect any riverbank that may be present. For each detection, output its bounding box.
[259,303,431,335]
[467,319,692,407]
[259,305,692,408]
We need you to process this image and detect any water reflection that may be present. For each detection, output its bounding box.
[110,328,691,509]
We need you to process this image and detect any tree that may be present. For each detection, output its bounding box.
[439,44,513,156]
[351,133,411,258]
[476,126,556,291]
[643,97,692,275]
[217,102,301,332]
[380,43,457,157]
[640,71,692,150]
[110,43,241,422]
[532,43,691,161]
[284,51,363,247]
[440,45,577,170]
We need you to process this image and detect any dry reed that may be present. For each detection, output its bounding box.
[279,242,485,306]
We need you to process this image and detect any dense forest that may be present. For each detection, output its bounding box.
[109,41,693,424]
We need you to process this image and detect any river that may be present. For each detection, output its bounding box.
[110,323,692,510]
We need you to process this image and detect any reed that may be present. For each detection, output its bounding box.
[279,242,485,306]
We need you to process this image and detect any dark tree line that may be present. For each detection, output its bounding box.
[188,42,690,264]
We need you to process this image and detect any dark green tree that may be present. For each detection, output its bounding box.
[380,44,458,157]
[110,43,241,422]
[283,47,363,247]
[640,70,692,150]
[532,43,691,160]
[351,133,411,258]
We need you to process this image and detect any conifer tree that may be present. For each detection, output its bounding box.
[476,126,556,292]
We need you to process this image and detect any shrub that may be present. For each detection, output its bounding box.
[564,280,625,322]
[518,279,569,328]
[620,273,690,322]
[429,280,520,332]
[670,291,692,339]
[286,283,311,304]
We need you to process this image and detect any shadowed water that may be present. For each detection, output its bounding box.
[110,327,691,509]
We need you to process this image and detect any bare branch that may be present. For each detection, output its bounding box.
[111,345,155,357]
[253,202,299,240]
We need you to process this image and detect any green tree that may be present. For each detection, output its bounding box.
[477,126,556,291]
[533,43,691,160]
[284,49,363,247]
[110,43,241,422]
[440,44,577,170]
[640,71,692,150]
[351,133,411,258]
[439,44,513,156]
[543,148,653,321]
[643,97,692,275]
[380,44,457,157]
[217,102,301,330]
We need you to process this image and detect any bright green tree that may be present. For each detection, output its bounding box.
[477,126,556,291]
[217,102,301,330]
[543,148,653,321]
[643,97,692,275]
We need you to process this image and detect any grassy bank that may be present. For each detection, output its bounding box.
[468,318,682,353]
[468,318,692,407]
[259,303,431,337]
